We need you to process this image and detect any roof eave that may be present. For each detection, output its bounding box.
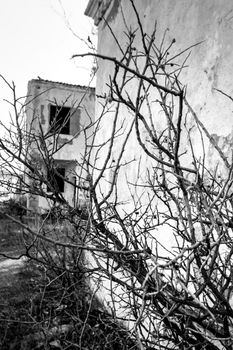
[85,0,111,26]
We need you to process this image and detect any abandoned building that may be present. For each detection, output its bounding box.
[25,79,95,212]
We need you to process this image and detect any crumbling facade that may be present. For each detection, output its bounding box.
[85,0,233,242]
[86,0,233,182]
[25,79,95,213]
[84,0,233,342]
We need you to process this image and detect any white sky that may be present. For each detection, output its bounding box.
[0,0,96,121]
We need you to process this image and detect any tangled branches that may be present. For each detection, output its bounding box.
[1,2,233,348]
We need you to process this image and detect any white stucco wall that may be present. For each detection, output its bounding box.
[84,0,233,329]
[85,0,233,205]
[96,1,233,119]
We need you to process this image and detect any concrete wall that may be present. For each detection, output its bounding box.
[25,79,95,212]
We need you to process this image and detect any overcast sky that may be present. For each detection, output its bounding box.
[0,0,95,121]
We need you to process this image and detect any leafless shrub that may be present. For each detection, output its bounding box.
[1,2,233,348]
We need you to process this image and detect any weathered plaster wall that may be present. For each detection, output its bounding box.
[90,0,233,195]
[26,79,95,211]
[85,0,233,316]
[26,79,95,162]
[96,0,233,111]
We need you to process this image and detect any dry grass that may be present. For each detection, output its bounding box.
[0,219,25,260]
[0,217,136,350]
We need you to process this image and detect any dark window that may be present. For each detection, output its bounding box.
[49,105,71,135]
[47,167,65,193]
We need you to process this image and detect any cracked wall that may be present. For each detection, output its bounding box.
[91,0,233,179]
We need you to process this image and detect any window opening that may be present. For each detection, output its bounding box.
[49,105,71,135]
